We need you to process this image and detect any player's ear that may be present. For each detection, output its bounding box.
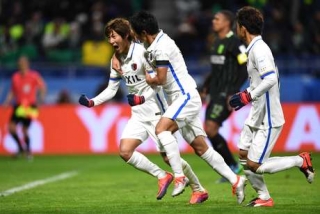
[141,30,147,37]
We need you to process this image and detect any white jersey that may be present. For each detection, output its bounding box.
[245,36,285,129]
[92,42,167,121]
[146,30,198,100]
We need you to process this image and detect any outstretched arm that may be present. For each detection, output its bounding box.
[91,78,121,105]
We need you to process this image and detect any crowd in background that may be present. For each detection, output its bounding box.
[174,0,320,58]
[0,0,320,104]
[0,0,151,67]
[1,0,320,68]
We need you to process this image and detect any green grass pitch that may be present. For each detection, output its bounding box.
[0,153,319,214]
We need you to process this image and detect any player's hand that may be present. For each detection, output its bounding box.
[145,70,154,85]
[79,94,94,108]
[127,94,145,106]
[229,90,252,111]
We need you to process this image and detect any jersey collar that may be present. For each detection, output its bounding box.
[246,35,262,53]
[148,29,164,50]
[124,42,136,61]
[226,31,233,38]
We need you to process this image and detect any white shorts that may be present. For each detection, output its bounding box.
[163,89,202,128]
[238,124,283,164]
[121,118,165,152]
[179,115,207,143]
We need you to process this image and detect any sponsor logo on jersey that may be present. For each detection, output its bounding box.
[218,44,225,54]
[131,63,137,71]
[124,75,142,84]
[210,55,225,64]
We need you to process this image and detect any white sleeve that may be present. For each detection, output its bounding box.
[91,68,121,106]
[142,69,162,100]
[249,72,277,100]
[249,49,277,99]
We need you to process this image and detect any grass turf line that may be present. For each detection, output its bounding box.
[0,153,319,214]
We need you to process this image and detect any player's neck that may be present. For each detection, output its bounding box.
[20,69,28,76]
[218,28,231,39]
[146,33,158,45]
[246,34,260,45]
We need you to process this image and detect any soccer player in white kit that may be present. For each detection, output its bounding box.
[126,11,247,204]
[229,6,315,207]
[78,18,209,204]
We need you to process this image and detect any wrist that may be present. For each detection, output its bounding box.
[240,90,252,104]
[89,99,94,107]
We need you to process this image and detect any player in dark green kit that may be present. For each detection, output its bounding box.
[201,10,248,183]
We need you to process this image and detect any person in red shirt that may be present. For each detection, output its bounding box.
[4,56,46,159]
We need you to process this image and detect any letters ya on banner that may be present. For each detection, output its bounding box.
[0,104,319,154]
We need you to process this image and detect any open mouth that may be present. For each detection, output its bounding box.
[113,45,119,51]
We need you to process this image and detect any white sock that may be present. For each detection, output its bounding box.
[127,151,166,179]
[256,156,303,174]
[201,147,237,184]
[240,159,270,200]
[157,131,184,177]
[181,158,205,192]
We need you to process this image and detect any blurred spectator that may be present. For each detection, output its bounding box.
[82,40,113,67]
[56,89,73,104]
[25,11,44,46]
[309,10,320,54]
[0,17,25,67]
[0,0,318,68]
[81,3,113,67]
[42,17,70,50]
[175,0,201,22]
[175,14,199,57]
[68,21,82,49]
[291,21,311,55]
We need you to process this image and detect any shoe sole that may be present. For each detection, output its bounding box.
[172,189,186,197]
[157,176,173,200]
[253,202,274,207]
[189,194,209,204]
[246,198,274,207]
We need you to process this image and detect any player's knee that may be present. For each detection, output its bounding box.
[155,122,167,135]
[204,120,219,138]
[162,156,170,166]
[8,124,16,134]
[155,127,162,136]
[119,150,133,162]
[190,137,208,156]
[239,150,248,162]
[205,127,218,139]
[247,161,259,172]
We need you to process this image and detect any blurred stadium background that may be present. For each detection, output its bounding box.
[0,0,319,155]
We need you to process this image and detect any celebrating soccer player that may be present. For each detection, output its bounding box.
[79,18,209,204]
[125,11,247,204]
[230,6,315,207]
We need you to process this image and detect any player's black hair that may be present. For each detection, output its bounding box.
[218,10,235,28]
[129,11,159,35]
[236,6,264,35]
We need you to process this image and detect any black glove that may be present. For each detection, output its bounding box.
[229,90,252,111]
[127,94,145,106]
[79,94,94,108]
